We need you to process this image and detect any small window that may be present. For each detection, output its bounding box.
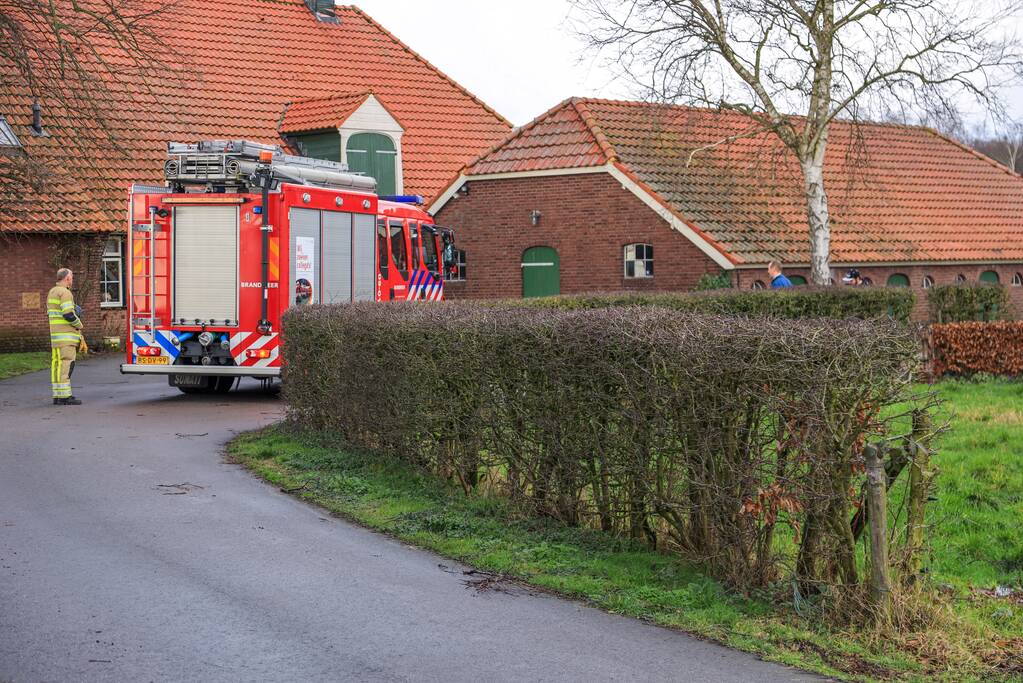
[0,116,21,150]
[388,219,408,277]
[445,249,467,282]
[955,273,967,284]
[100,237,124,307]
[751,280,766,290]
[887,273,910,287]
[624,243,654,278]
[1013,273,1023,287]
[789,275,808,286]
[922,275,934,289]
[980,270,1000,284]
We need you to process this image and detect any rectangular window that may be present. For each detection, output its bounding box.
[422,230,439,273]
[409,221,421,271]
[377,218,389,278]
[444,249,467,282]
[624,243,653,279]
[101,237,124,307]
[388,219,408,277]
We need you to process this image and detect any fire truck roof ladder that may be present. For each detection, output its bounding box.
[164,140,377,193]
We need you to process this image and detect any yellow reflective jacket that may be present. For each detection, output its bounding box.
[46,285,83,348]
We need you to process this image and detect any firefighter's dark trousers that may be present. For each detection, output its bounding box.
[50,345,76,399]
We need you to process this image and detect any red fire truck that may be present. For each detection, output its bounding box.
[121,140,454,393]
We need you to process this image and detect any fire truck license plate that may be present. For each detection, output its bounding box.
[136,356,169,365]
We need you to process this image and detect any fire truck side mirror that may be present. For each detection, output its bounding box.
[442,244,457,268]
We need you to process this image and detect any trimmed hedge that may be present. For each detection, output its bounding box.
[518,286,916,322]
[283,302,930,596]
[928,283,1010,323]
[930,321,1023,377]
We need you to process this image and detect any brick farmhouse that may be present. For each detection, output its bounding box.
[431,98,1023,318]
[0,0,511,351]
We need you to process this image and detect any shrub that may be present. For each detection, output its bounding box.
[692,270,732,291]
[519,286,915,322]
[927,283,1009,323]
[283,302,932,602]
[930,321,1023,377]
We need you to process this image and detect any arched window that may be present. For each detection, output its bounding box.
[346,132,397,195]
[887,273,910,287]
[789,275,808,286]
[624,243,654,278]
[751,280,766,290]
[955,273,967,284]
[922,275,935,289]
[980,270,1000,284]
[1013,273,1023,287]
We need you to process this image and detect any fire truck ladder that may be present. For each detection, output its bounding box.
[129,185,168,333]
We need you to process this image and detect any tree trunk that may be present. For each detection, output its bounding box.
[800,147,832,285]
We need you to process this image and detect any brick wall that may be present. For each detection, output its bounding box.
[434,172,721,299]
[734,264,1023,322]
[0,234,127,352]
[434,171,1023,315]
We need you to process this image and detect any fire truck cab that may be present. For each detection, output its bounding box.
[121,140,454,393]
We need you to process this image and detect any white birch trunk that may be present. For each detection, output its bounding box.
[800,143,832,286]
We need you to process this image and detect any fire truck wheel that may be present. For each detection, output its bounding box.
[213,377,236,393]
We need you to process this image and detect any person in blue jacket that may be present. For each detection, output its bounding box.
[768,260,794,288]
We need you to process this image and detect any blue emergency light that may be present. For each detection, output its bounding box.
[379,195,424,205]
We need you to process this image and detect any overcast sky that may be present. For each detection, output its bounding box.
[353,0,628,126]
[353,0,1023,132]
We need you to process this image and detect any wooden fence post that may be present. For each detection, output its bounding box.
[905,409,933,581]
[864,443,892,619]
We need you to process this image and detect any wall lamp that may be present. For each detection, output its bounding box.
[457,183,470,198]
[530,209,542,227]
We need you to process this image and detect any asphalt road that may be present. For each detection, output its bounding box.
[0,355,819,682]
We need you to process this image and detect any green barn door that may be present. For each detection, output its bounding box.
[522,246,560,298]
[346,133,397,195]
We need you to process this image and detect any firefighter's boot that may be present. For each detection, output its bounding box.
[55,397,83,406]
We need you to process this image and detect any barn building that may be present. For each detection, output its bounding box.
[431,98,1023,317]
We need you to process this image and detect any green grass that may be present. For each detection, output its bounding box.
[229,379,1023,683]
[0,352,49,380]
[927,380,1023,589]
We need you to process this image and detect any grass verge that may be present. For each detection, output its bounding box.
[0,352,49,381]
[230,385,1022,683]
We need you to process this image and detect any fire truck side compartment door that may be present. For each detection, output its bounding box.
[353,213,375,301]
[322,210,353,303]
[174,205,238,324]
[290,208,320,306]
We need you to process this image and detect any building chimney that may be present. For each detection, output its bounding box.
[30,101,43,135]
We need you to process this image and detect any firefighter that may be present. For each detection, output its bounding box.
[46,268,87,405]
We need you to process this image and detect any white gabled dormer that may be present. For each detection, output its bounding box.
[279,91,405,196]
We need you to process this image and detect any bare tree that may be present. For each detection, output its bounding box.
[994,122,1023,172]
[0,0,176,215]
[571,1,1023,284]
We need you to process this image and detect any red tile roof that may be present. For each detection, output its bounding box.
[462,98,1023,265]
[0,2,511,233]
[279,92,375,135]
